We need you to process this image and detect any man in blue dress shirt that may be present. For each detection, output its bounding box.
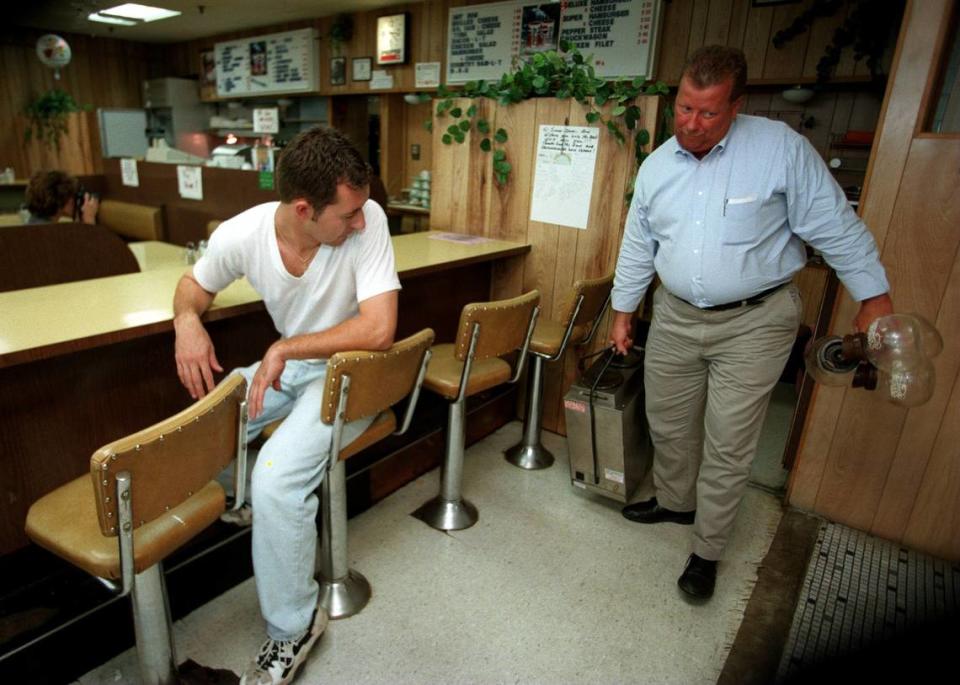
[610,46,893,600]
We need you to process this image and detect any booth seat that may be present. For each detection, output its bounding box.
[98,199,164,242]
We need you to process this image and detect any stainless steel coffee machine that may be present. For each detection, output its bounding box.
[563,348,652,502]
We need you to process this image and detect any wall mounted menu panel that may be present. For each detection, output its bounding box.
[216,28,319,97]
[446,0,663,85]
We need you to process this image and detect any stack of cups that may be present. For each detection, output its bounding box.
[409,170,431,209]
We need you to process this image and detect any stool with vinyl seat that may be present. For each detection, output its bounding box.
[24,375,251,685]
[505,274,614,470]
[314,328,434,617]
[412,291,540,531]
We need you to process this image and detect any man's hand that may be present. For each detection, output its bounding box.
[609,311,634,355]
[248,342,286,420]
[854,293,894,333]
[174,313,223,399]
[80,193,99,225]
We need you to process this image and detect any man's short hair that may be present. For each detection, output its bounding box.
[276,126,371,213]
[25,170,78,220]
[682,45,748,103]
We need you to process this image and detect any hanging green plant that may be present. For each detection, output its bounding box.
[328,14,354,57]
[427,40,669,187]
[23,88,88,151]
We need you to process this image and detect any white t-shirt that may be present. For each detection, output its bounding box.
[193,200,400,341]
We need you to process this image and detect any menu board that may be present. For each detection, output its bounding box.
[446,0,662,84]
[216,28,319,97]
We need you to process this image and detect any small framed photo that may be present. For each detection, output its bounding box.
[352,56,372,82]
[330,56,346,86]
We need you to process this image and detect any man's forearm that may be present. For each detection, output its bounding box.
[274,316,394,362]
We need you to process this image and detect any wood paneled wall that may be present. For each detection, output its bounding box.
[788,0,960,562]
[431,96,664,433]
[654,0,886,84]
[0,28,162,178]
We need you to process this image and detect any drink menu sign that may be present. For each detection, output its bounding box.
[446,0,662,84]
[216,28,319,97]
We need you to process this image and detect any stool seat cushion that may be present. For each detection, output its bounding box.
[340,410,396,460]
[423,343,512,400]
[529,319,589,356]
[25,477,225,580]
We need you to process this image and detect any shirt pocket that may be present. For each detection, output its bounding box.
[722,195,761,245]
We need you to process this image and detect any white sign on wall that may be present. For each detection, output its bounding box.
[216,28,319,97]
[177,165,203,201]
[253,108,280,134]
[529,125,599,230]
[120,158,139,187]
[446,0,663,84]
[415,62,442,88]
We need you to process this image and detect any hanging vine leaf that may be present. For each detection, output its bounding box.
[429,42,669,188]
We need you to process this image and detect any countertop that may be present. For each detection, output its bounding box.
[0,231,528,366]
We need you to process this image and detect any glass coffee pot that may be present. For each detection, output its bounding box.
[805,313,943,407]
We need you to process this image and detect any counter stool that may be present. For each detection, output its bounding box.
[316,328,434,618]
[412,291,540,531]
[505,274,613,470]
[25,375,250,685]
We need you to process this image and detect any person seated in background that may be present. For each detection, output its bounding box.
[24,170,99,225]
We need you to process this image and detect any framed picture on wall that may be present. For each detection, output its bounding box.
[352,56,372,82]
[330,57,346,86]
[377,13,408,65]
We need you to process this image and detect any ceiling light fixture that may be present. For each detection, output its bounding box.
[98,3,182,23]
[87,12,138,26]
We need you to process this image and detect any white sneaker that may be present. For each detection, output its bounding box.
[239,607,328,684]
[221,503,253,527]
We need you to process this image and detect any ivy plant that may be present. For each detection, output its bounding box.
[23,88,87,152]
[427,40,670,187]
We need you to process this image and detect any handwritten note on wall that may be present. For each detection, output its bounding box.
[529,125,599,230]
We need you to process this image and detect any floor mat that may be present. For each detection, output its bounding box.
[776,522,960,682]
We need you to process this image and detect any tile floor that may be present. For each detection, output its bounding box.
[78,420,786,685]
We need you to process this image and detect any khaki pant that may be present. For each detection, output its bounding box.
[644,285,801,560]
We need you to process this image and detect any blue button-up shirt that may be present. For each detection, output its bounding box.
[612,114,889,312]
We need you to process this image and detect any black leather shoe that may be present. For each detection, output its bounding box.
[678,553,717,600]
[621,497,695,524]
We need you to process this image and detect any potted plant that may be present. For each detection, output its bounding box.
[328,14,353,56]
[23,88,87,151]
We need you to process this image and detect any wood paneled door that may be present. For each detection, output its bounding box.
[788,0,960,562]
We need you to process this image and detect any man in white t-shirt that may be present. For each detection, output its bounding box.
[173,127,400,685]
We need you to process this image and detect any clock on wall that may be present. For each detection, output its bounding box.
[376,13,407,65]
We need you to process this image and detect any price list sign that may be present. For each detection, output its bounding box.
[446,0,662,84]
[216,28,319,97]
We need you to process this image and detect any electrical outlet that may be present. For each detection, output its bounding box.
[411,144,420,160]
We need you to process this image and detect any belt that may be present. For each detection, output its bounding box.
[679,283,788,312]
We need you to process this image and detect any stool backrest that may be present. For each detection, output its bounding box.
[321,328,435,424]
[564,273,614,329]
[454,290,540,361]
[90,375,247,536]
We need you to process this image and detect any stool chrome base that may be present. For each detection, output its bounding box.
[318,569,371,619]
[504,442,555,470]
[412,497,478,531]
